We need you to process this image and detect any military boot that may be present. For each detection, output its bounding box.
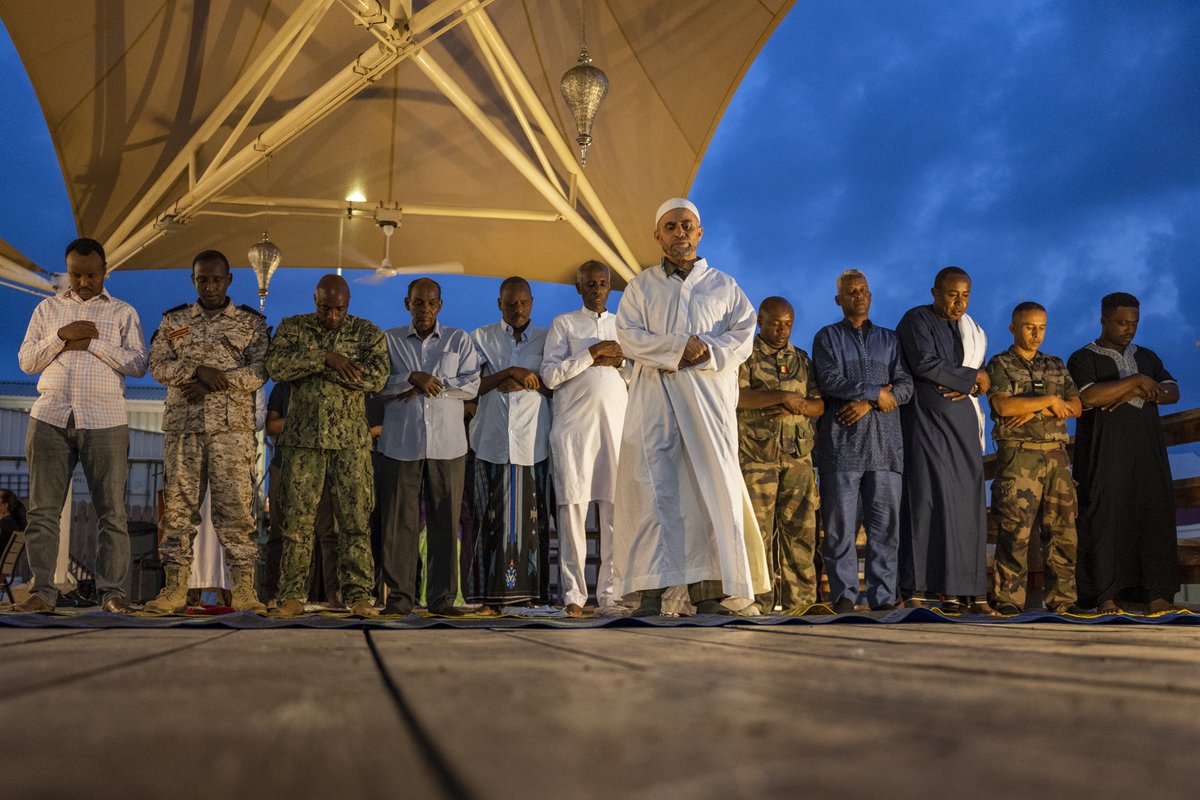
[230,566,267,615]
[144,562,191,615]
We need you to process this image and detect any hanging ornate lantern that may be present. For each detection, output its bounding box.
[247,231,282,311]
[560,43,608,167]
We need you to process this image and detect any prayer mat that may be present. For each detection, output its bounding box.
[0,605,1196,630]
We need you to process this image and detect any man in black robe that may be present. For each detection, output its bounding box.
[1067,292,1179,614]
[896,266,995,614]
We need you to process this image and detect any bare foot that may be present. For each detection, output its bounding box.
[904,597,925,609]
[1097,600,1123,614]
[1144,598,1177,615]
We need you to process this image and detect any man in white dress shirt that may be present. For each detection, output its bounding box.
[542,261,628,617]
[614,199,761,617]
[377,278,480,616]
[466,277,553,615]
[15,238,148,613]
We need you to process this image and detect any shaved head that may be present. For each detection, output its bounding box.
[757,296,794,350]
[315,274,351,330]
[316,274,350,298]
[758,296,793,317]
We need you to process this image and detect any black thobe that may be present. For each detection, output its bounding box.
[896,305,987,596]
[1067,343,1178,605]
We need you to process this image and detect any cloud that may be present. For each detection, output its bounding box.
[693,0,1200,395]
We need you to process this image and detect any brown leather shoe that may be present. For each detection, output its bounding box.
[348,598,379,618]
[101,596,133,614]
[273,598,307,617]
[565,603,584,618]
[12,594,56,613]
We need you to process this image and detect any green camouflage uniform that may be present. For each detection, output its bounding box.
[149,300,268,569]
[738,335,822,610]
[265,313,388,604]
[986,346,1080,610]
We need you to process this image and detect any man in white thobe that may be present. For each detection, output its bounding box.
[542,260,628,617]
[614,198,761,617]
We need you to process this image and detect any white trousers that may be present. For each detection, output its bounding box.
[558,500,614,608]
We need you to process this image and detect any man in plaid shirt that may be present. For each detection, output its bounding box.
[15,237,147,613]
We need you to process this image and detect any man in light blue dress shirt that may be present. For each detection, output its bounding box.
[377,278,480,616]
[466,277,554,614]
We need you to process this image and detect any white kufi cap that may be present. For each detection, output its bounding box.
[654,197,700,227]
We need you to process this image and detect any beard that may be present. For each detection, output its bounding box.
[667,242,695,261]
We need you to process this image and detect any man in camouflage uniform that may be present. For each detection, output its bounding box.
[146,250,269,614]
[737,296,824,613]
[265,274,388,617]
[986,301,1082,615]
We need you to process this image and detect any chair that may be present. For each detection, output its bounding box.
[1,529,26,603]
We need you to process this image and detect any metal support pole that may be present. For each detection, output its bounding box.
[410,48,632,280]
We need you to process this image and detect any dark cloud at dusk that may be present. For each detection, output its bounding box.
[696,0,1200,408]
[1,1,1197,420]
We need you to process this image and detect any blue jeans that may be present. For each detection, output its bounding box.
[819,470,901,608]
[24,418,131,604]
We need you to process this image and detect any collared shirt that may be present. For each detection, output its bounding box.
[986,346,1080,444]
[264,313,389,451]
[660,256,695,281]
[738,336,821,462]
[470,320,552,466]
[149,299,268,433]
[18,288,148,429]
[811,318,912,473]
[378,323,480,461]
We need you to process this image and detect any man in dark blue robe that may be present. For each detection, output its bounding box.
[896,267,995,614]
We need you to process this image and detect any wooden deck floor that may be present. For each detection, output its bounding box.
[2,623,1198,799]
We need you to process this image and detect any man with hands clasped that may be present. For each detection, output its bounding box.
[985,302,1082,616]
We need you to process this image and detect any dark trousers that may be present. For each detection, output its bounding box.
[379,454,465,613]
[24,418,130,604]
[265,463,337,601]
[820,470,902,609]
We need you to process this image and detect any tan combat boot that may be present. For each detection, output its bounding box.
[230,566,267,615]
[143,562,191,615]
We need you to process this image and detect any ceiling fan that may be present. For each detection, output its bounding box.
[352,215,464,285]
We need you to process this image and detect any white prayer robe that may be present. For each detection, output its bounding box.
[541,307,628,505]
[613,259,766,598]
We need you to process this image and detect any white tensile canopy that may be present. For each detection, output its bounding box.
[0,234,54,293]
[0,0,793,296]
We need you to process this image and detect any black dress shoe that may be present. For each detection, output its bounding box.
[832,598,855,614]
[994,602,1022,615]
[383,602,414,616]
[427,603,466,617]
[101,596,133,614]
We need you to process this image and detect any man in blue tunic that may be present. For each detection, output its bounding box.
[812,269,912,612]
[896,266,995,614]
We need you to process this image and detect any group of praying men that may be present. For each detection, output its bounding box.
[11,197,1182,618]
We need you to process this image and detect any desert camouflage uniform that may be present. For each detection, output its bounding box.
[265,313,388,604]
[987,346,1080,609]
[149,300,268,569]
[738,335,822,610]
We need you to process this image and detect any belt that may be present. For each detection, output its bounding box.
[997,440,1066,452]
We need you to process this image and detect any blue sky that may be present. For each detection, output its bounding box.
[2,1,1197,425]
